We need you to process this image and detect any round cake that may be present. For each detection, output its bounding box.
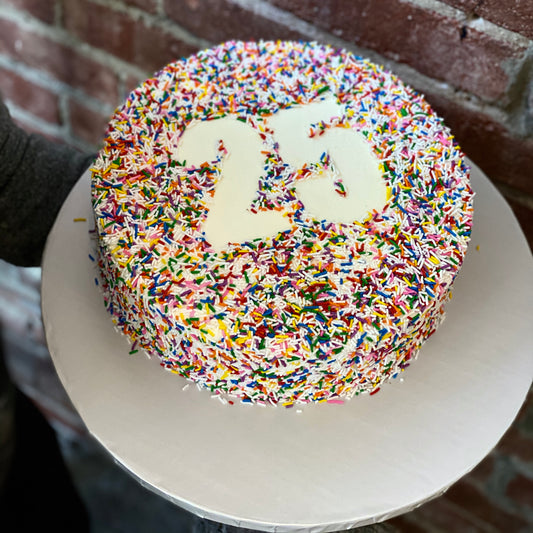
[91,40,474,406]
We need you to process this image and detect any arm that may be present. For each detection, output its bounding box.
[0,98,95,267]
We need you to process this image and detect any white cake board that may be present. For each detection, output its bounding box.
[41,160,533,532]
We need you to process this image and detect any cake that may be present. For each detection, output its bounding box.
[91,40,474,406]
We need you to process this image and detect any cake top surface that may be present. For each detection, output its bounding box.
[92,40,473,405]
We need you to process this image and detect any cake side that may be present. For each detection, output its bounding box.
[91,41,474,406]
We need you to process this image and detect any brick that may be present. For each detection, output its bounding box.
[122,0,159,15]
[68,97,110,147]
[525,82,533,134]
[464,454,496,485]
[63,0,198,73]
[423,92,533,197]
[441,0,533,40]
[3,0,56,25]
[507,385,533,433]
[498,426,533,464]
[267,0,529,102]
[62,0,134,63]
[130,18,199,73]
[444,480,529,531]
[518,389,533,432]
[383,514,428,533]
[0,18,120,105]
[164,0,306,44]
[0,67,61,124]
[393,493,491,532]
[122,72,147,98]
[506,472,533,509]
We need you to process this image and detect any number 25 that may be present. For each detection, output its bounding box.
[179,98,387,251]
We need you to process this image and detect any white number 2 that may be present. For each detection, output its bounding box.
[178,98,387,251]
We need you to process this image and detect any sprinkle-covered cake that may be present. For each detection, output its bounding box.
[91,40,474,406]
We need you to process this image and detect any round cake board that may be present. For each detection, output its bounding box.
[41,160,533,532]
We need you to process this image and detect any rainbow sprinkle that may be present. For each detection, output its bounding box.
[91,41,474,406]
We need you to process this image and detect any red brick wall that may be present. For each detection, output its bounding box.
[0,0,531,248]
[0,0,532,531]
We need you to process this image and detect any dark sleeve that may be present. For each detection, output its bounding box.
[0,98,96,267]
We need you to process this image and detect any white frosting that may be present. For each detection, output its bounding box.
[179,119,288,250]
[92,41,474,405]
[178,99,387,251]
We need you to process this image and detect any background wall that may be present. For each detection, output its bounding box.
[1,0,532,246]
[0,1,531,531]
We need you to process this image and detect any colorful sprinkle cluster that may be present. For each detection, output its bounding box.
[91,41,474,406]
